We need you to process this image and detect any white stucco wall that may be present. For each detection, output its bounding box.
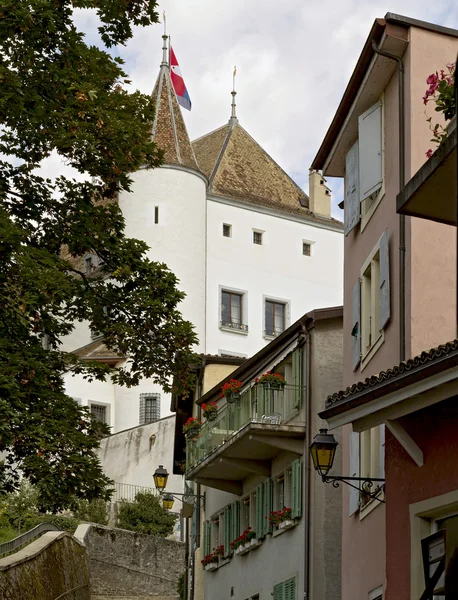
[119,166,207,353]
[205,198,344,356]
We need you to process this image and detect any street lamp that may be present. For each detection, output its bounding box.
[309,429,385,503]
[162,493,175,511]
[153,464,169,492]
[152,465,205,510]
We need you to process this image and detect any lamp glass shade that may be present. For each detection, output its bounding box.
[153,465,169,491]
[309,429,338,476]
[162,494,175,511]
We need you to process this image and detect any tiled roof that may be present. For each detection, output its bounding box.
[151,66,200,171]
[193,122,343,228]
[72,339,123,362]
[325,339,458,408]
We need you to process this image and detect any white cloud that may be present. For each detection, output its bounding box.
[50,1,458,217]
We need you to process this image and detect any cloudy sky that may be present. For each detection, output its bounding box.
[71,1,458,217]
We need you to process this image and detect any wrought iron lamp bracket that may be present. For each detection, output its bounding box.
[161,491,206,510]
[321,475,385,503]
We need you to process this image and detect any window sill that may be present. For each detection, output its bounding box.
[360,332,385,373]
[359,487,385,521]
[263,333,284,341]
[220,325,249,336]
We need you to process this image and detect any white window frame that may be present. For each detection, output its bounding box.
[219,285,249,334]
[89,401,110,426]
[360,235,385,371]
[263,295,291,340]
[359,425,385,519]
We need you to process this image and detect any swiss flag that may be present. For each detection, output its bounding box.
[170,47,192,111]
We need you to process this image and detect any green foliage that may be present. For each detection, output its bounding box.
[117,492,178,537]
[73,498,108,525]
[177,572,185,600]
[22,513,81,534]
[0,481,38,531]
[0,0,198,511]
[0,527,18,544]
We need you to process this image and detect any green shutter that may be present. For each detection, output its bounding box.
[224,506,231,556]
[273,582,284,600]
[285,577,296,600]
[230,501,240,547]
[291,459,302,519]
[203,521,211,556]
[255,484,263,538]
[262,479,272,536]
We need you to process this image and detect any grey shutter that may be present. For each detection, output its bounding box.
[291,459,302,519]
[224,506,231,556]
[351,279,361,371]
[262,479,272,536]
[285,577,296,600]
[344,140,361,235]
[359,100,383,201]
[255,484,263,538]
[273,583,284,600]
[379,230,390,329]
[349,431,360,516]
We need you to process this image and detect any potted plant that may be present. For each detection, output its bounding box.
[423,61,456,157]
[230,527,259,555]
[201,550,219,571]
[255,371,286,389]
[267,507,294,531]
[202,401,218,421]
[182,417,202,440]
[220,379,243,403]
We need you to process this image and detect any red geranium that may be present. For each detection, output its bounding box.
[220,379,243,398]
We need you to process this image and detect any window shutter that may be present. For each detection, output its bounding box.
[230,501,240,544]
[291,459,302,519]
[359,100,383,201]
[292,347,303,389]
[379,230,390,330]
[285,577,296,600]
[224,506,231,556]
[255,484,263,538]
[344,140,360,235]
[349,431,360,516]
[351,279,361,371]
[379,424,385,479]
[262,479,272,536]
[203,521,211,556]
[273,583,284,600]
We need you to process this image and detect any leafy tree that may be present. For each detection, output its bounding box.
[0,0,198,512]
[117,492,178,537]
[73,498,108,525]
[1,481,38,533]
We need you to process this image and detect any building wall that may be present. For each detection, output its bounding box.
[119,166,207,354]
[385,396,458,600]
[309,318,343,600]
[206,199,343,357]
[340,26,458,600]
[97,416,182,497]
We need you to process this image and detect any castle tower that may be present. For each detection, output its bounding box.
[118,34,207,353]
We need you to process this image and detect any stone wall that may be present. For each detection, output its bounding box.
[76,524,185,598]
[0,531,90,600]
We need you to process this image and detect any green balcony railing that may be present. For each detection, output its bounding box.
[186,384,305,471]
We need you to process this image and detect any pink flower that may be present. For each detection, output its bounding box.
[426,149,433,159]
[426,73,438,85]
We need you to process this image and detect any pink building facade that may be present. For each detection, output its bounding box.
[312,13,458,600]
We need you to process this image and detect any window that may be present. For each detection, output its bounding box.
[348,426,385,515]
[352,232,390,371]
[253,230,263,245]
[139,393,160,425]
[221,290,248,332]
[265,300,286,337]
[90,403,108,424]
[223,223,232,237]
[302,242,311,256]
[344,99,384,236]
[154,206,159,224]
[273,577,296,600]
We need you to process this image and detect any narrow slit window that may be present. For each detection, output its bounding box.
[303,242,312,256]
[223,224,232,237]
[154,206,159,224]
[253,231,263,245]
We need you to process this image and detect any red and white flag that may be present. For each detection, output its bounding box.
[170,47,192,111]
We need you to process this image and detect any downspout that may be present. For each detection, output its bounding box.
[302,323,312,600]
[190,357,206,600]
[371,41,406,362]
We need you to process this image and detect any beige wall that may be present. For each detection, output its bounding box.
[340,25,458,600]
[202,363,239,396]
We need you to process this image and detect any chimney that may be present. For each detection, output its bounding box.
[309,169,331,217]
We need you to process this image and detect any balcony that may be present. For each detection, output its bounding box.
[185,384,306,494]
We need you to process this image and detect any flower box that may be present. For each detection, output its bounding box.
[204,562,219,571]
[235,538,261,555]
[278,519,295,531]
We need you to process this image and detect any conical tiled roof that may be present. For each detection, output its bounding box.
[193,121,312,216]
[151,62,199,171]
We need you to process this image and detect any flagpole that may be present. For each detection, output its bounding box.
[161,11,168,66]
[230,66,237,122]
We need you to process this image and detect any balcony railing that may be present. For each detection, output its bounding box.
[186,384,304,471]
[220,320,249,332]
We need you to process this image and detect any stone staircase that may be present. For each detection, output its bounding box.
[92,596,178,600]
